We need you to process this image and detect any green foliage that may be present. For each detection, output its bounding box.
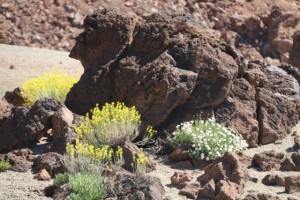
[21,71,79,105]
[54,172,107,200]
[0,159,10,172]
[171,118,248,160]
[54,173,70,187]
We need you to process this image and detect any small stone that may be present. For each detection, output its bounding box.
[9,65,15,69]
[170,171,193,185]
[34,169,51,181]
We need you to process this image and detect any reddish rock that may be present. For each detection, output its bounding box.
[289,31,300,68]
[121,141,155,172]
[169,145,191,161]
[35,152,66,177]
[215,180,240,200]
[197,152,248,199]
[51,106,77,154]
[34,169,51,181]
[13,148,33,158]
[253,151,285,171]
[171,160,194,169]
[285,175,300,194]
[198,179,216,199]
[170,171,192,185]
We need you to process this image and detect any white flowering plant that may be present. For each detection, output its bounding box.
[170,117,248,161]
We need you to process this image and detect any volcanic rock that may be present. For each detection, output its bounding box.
[280,152,300,171]
[65,10,239,128]
[34,169,51,181]
[285,175,300,194]
[253,151,285,171]
[170,171,192,185]
[35,152,66,177]
[0,97,61,152]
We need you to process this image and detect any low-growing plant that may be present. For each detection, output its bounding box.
[63,154,103,174]
[21,71,79,105]
[0,159,10,172]
[131,148,150,174]
[66,141,123,165]
[54,172,107,200]
[75,102,141,147]
[171,117,248,160]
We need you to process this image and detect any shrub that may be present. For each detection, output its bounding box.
[54,172,107,200]
[0,159,10,172]
[21,71,79,105]
[75,102,141,147]
[131,149,150,173]
[66,142,123,165]
[171,118,248,160]
[63,154,103,174]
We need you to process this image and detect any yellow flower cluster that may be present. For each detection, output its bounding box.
[75,102,141,146]
[131,148,150,172]
[66,140,124,164]
[146,126,157,138]
[21,71,79,105]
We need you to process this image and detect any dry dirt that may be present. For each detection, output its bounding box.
[0,45,299,199]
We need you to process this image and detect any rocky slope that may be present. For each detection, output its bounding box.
[1,0,300,68]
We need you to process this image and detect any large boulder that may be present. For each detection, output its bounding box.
[65,9,239,127]
[65,10,299,148]
[0,97,61,152]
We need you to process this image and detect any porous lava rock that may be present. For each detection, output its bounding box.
[65,9,239,128]
[65,10,300,148]
[0,97,61,152]
[253,151,285,171]
[285,175,300,194]
[50,106,78,154]
[280,152,300,171]
[197,152,249,199]
[0,97,12,123]
[35,152,66,177]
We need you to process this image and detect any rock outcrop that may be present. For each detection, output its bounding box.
[66,10,300,147]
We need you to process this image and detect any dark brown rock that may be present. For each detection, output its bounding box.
[285,175,300,194]
[65,10,239,128]
[0,97,61,152]
[35,152,66,177]
[0,97,12,123]
[243,193,281,200]
[280,152,300,171]
[198,178,215,199]
[4,87,25,106]
[5,152,32,172]
[171,160,194,169]
[262,174,276,186]
[253,151,285,171]
[289,31,300,68]
[169,145,191,161]
[53,184,72,200]
[294,134,300,151]
[179,183,199,199]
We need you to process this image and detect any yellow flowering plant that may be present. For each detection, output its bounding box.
[75,102,141,147]
[21,71,79,105]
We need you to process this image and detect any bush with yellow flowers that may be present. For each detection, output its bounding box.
[75,102,142,147]
[131,148,150,173]
[21,71,79,105]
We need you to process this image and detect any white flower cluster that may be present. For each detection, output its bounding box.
[172,118,248,161]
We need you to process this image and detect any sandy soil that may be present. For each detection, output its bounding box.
[0,45,299,200]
